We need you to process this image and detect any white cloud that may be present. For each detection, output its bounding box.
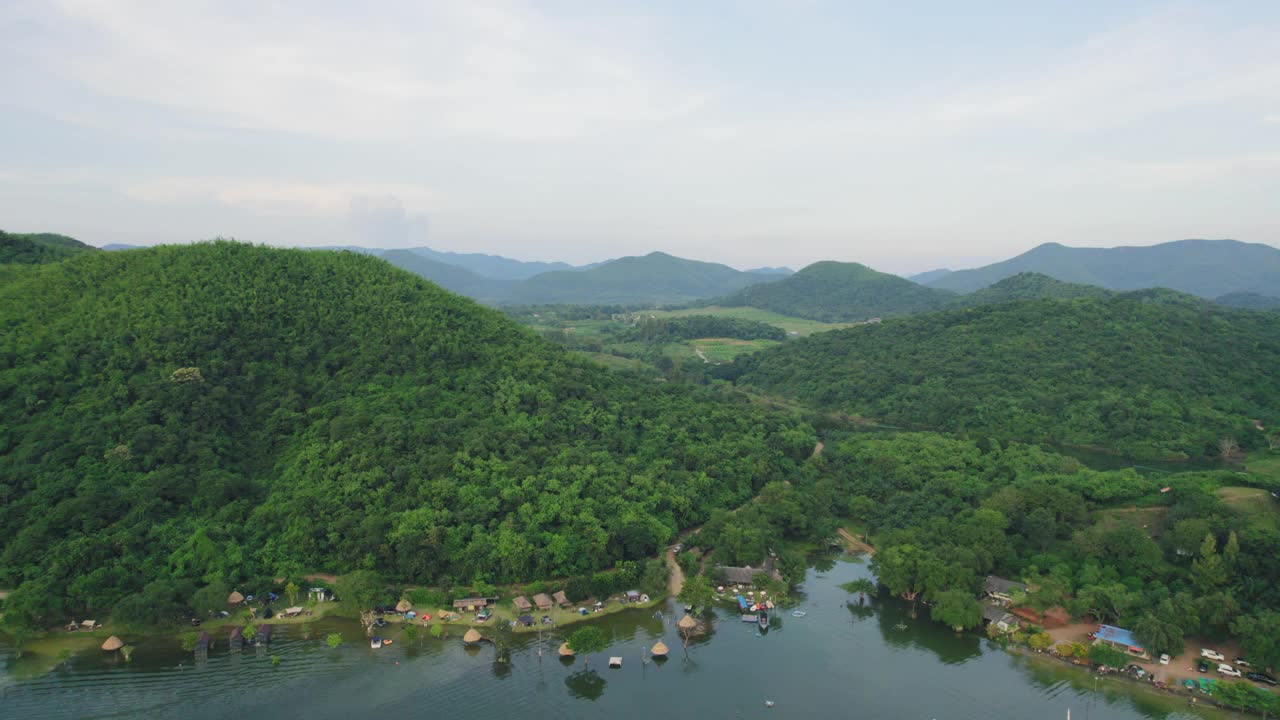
[18,0,710,142]
[122,177,440,216]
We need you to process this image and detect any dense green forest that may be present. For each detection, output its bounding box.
[718,261,954,322]
[0,242,815,628]
[731,291,1280,459]
[684,429,1280,667]
[0,230,98,264]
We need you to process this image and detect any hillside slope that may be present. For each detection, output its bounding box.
[0,230,99,264]
[927,239,1280,297]
[719,261,953,321]
[0,242,813,625]
[509,251,770,305]
[403,246,587,280]
[733,291,1280,459]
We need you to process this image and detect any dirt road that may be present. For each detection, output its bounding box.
[837,527,876,555]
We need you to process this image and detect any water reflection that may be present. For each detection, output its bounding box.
[565,669,607,701]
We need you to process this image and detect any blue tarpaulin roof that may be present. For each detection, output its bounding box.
[1096,624,1144,651]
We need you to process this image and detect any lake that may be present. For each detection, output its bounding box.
[0,556,1220,720]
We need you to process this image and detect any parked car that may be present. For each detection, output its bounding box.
[1246,671,1278,686]
[1218,664,1242,678]
[1201,648,1225,661]
[1197,660,1211,673]
[1158,654,1170,665]
[1234,657,1250,667]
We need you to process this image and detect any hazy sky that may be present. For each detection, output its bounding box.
[2,1,1278,273]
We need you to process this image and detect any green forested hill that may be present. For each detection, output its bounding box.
[718,261,954,321]
[946,272,1111,308]
[0,242,813,626]
[0,230,99,264]
[508,251,769,305]
[1216,292,1280,311]
[732,292,1280,459]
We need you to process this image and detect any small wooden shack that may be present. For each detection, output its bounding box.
[512,596,533,612]
[452,597,495,612]
[553,590,570,607]
[533,593,554,611]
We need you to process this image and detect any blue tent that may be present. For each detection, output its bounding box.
[1095,624,1145,653]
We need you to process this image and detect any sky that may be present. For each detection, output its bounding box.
[2,1,1279,274]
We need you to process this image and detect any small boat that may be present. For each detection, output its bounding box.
[383,638,393,646]
[371,636,383,649]
[758,611,769,629]
[791,610,807,618]
[741,614,758,623]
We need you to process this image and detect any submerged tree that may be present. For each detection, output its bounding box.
[930,589,983,632]
[568,626,608,669]
[840,578,877,604]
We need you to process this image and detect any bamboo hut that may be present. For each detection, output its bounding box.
[650,640,669,657]
[462,628,482,644]
[558,642,574,657]
[395,598,413,613]
[101,636,124,652]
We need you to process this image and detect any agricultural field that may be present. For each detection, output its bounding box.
[691,337,781,363]
[647,305,853,336]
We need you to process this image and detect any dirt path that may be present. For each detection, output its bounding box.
[812,441,824,458]
[837,528,876,555]
[692,346,709,363]
[666,544,686,597]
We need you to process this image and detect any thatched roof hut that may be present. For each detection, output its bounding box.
[650,640,669,657]
[101,636,124,651]
[462,628,482,644]
[228,590,245,605]
[558,642,574,656]
[677,614,698,630]
[512,595,532,611]
[553,590,570,607]
[395,598,413,613]
[533,593,554,611]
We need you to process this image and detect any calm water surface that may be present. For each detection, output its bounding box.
[1,557,1223,720]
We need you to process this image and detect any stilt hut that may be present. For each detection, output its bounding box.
[395,598,413,614]
[462,628,482,645]
[558,642,575,657]
[650,640,669,658]
[101,636,124,652]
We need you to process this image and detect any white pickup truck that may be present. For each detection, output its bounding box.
[1201,648,1226,661]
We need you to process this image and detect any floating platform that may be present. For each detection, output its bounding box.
[608,657,623,668]
[741,614,758,623]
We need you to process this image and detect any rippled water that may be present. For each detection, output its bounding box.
[1,557,1218,720]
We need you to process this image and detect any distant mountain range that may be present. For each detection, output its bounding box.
[925,239,1280,298]
[46,234,1280,313]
